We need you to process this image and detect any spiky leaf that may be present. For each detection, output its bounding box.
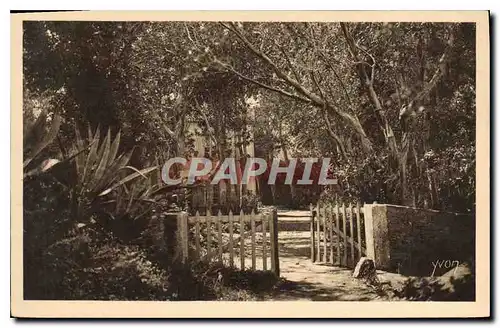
[98,166,157,197]
[107,130,121,166]
[23,114,62,168]
[81,128,101,187]
[92,128,112,186]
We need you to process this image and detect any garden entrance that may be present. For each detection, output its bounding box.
[309,202,367,268]
[175,209,280,276]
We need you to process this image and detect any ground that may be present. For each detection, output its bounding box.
[214,208,404,301]
[270,209,395,301]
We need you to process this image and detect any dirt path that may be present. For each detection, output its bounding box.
[273,210,391,301]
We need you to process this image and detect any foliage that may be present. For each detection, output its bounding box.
[23,92,62,178]
[167,262,280,301]
[25,224,170,300]
[22,20,476,300]
[23,21,476,210]
[69,126,158,221]
[394,263,475,301]
[25,219,280,300]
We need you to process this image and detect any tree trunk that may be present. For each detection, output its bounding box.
[341,23,411,205]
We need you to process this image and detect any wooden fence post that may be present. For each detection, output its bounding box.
[269,208,280,276]
[164,212,179,264]
[310,203,316,262]
[176,212,189,264]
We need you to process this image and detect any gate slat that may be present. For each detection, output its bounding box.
[310,204,315,262]
[335,204,340,265]
[228,210,234,267]
[239,210,245,270]
[328,206,334,264]
[356,203,362,258]
[206,210,212,261]
[349,204,355,266]
[262,216,267,270]
[316,204,321,262]
[322,206,327,263]
[217,210,223,263]
[195,211,201,260]
[341,203,347,266]
[251,212,256,270]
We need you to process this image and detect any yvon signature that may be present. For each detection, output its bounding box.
[431,260,460,277]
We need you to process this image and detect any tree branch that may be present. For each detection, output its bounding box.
[157,114,175,138]
[220,22,326,107]
[184,23,201,48]
[411,32,455,107]
[341,23,397,150]
[356,44,376,82]
[310,70,349,161]
[220,21,373,153]
[213,58,311,104]
[276,42,302,83]
[192,100,218,147]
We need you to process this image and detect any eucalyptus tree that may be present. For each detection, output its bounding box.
[198,21,475,210]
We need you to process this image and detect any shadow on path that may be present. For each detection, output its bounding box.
[274,212,390,301]
[272,279,384,301]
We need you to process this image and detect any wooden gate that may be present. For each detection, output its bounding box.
[309,202,366,268]
[176,209,280,276]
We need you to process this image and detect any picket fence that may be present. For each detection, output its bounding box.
[176,209,280,275]
[310,202,367,268]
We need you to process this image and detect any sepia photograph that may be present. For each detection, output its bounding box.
[11,10,490,318]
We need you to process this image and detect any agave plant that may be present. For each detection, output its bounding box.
[23,108,62,179]
[71,126,158,222]
[23,107,93,180]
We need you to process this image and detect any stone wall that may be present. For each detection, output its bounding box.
[364,204,475,276]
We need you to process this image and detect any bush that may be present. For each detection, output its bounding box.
[166,262,280,301]
[24,221,170,300]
